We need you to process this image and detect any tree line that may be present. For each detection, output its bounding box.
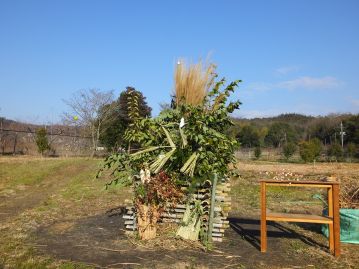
[61,87,358,162]
[229,113,359,162]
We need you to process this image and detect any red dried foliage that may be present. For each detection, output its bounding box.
[134,171,184,212]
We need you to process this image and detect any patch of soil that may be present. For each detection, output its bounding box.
[0,188,48,222]
[0,163,89,223]
[33,212,337,269]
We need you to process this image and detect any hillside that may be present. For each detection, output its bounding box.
[230,113,359,150]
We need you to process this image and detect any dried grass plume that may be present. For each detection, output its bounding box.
[174,59,216,106]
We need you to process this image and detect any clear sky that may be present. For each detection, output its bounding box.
[0,0,358,123]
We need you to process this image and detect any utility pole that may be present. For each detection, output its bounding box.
[339,121,346,149]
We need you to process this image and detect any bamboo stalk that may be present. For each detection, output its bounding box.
[161,213,184,218]
[161,218,181,223]
[164,208,186,213]
[212,232,223,237]
[216,186,231,192]
[208,173,218,246]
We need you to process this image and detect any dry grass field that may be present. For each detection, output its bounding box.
[0,157,358,268]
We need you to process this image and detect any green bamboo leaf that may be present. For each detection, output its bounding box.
[180,152,198,175]
[131,146,161,156]
[162,126,176,148]
[150,148,176,173]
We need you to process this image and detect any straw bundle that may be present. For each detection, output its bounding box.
[174,59,216,106]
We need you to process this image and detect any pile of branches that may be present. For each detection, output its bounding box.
[340,177,359,209]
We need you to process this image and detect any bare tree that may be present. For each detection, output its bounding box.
[63,89,114,157]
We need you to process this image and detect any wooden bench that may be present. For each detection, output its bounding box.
[260,180,340,257]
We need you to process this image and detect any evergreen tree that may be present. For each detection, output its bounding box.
[236,125,260,147]
[100,87,152,151]
[327,143,343,160]
[254,146,261,159]
[35,128,50,156]
[299,138,322,162]
[265,122,297,148]
[283,142,296,160]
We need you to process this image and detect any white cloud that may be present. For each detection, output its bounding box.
[277,76,341,90]
[350,99,359,108]
[275,65,299,75]
[235,104,343,119]
[245,82,273,92]
[247,76,341,92]
[234,109,285,119]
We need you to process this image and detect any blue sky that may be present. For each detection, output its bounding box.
[0,0,358,123]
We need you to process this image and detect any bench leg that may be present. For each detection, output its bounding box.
[332,184,341,257]
[261,182,267,252]
[327,187,334,254]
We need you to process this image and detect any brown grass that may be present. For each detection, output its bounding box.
[236,160,359,209]
[174,59,216,106]
[236,161,359,178]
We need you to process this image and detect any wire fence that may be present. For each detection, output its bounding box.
[0,128,91,139]
[0,127,93,156]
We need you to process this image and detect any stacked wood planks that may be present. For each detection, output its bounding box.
[122,178,231,242]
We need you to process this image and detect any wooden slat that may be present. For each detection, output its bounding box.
[260,182,267,252]
[264,183,333,188]
[333,184,341,257]
[327,187,334,254]
[260,179,339,185]
[267,213,333,224]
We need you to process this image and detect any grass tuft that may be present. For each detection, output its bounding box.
[174,58,216,106]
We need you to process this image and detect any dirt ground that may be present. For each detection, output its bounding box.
[0,157,358,269]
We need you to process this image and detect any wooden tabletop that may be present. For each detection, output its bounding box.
[260,179,339,185]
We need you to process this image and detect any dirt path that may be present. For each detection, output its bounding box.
[0,161,92,223]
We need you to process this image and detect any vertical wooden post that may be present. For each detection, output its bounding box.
[327,186,334,254]
[260,181,267,252]
[332,184,341,257]
[208,173,218,247]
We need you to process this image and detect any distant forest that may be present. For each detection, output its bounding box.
[1,112,358,160]
[229,113,359,160]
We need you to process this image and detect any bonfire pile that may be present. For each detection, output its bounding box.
[99,58,241,246]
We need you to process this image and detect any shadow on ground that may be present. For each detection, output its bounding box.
[229,217,327,251]
[32,210,334,269]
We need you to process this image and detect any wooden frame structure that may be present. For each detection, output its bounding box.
[260,180,340,257]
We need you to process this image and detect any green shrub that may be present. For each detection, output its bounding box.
[299,138,322,162]
[254,146,261,159]
[327,143,343,160]
[35,128,50,156]
[282,142,297,160]
[347,143,357,159]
